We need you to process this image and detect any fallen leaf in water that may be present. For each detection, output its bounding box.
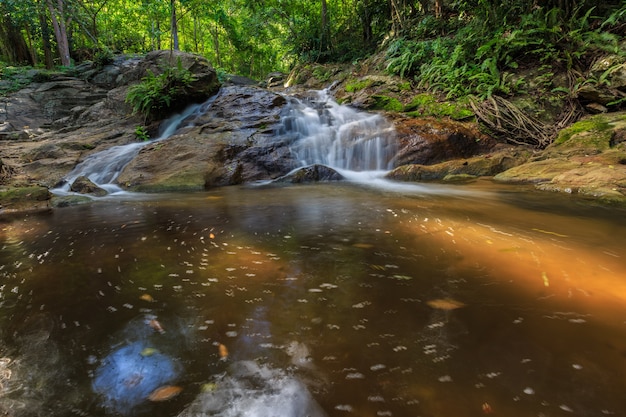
[542,272,549,287]
[218,343,228,360]
[147,385,182,401]
[139,294,154,302]
[482,402,493,414]
[201,382,218,392]
[392,275,413,280]
[426,298,465,310]
[353,243,374,249]
[209,233,215,239]
[149,319,165,334]
[140,347,158,357]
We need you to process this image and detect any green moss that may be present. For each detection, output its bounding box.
[405,93,474,120]
[398,81,411,91]
[0,186,51,212]
[405,93,436,112]
[345,78,374,93]
[554,115,612,146]
[371,95,404,112]
[311,66,331,82]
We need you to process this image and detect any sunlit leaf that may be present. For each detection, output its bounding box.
[147,385,182,401]
[218,343,229,360]
[139,293,154,302]
[426,298,465,310]
[140,347,158,357]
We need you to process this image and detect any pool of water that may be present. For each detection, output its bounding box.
[1,181,626,416]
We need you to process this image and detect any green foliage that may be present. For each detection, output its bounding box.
[125,59,197,121]
[405,93,474,120]
[345,79,374,93]
[554,116,612,146]
[0,64,35,96]
[94,49,114,69]
[385,4,625,100]
[370,95,403,112]
[134,125,150,141]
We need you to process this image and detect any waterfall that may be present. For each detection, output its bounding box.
[53,100,211,196]
[278,89,397,174]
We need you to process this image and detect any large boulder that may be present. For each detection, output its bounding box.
[392,116,498,166]
[117,85,293,191]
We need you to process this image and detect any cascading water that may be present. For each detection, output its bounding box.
[278,89,397,176]
[53,99,213,196]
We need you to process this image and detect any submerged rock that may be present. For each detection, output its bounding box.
[274,165,345,183]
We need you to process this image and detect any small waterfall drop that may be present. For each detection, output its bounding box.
[54,100,211,196]
[278,89,397,177]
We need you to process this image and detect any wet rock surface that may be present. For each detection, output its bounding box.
[2,52,626,211]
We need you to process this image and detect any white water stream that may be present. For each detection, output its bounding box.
[279,89,397,179]
[54,88,398,196]
[53,102,207,196]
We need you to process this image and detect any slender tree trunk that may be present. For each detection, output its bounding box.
[193,16,199,53]
[39,6,55,69]
[213,21,221,67]
[25,26,38,66]
[434,0,443,18]
[171,0,179,50]
[46,0,72,66]
[321,0,330,53]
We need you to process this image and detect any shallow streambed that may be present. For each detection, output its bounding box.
[1,181,625,417]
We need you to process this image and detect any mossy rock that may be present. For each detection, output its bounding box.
[387,150,528,182]
[0,186,51,212]
[553,114,613,149]
[370,95,403,112]
[345,78,375,93]
[405,93,474,120]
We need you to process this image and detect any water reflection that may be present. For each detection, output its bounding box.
[1,182,626,416]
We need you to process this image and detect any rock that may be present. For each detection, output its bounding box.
[50,194,93,208]
[577,55,626,107]
[0,186,51,213]
[387,148,529,182]
[494,112,626,203]
[118,85,295,191]
[273,165,344,183]
[70,175,108,196]
[125,50,220,103]
[392,117,497,166]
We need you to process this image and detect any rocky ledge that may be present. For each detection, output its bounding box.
[1,52,626,213]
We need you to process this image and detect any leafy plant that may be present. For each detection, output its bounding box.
[94,49,114,68]
[134,125,150,141]
[125,58,197,121]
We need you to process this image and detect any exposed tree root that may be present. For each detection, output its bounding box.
[470,95,583,149]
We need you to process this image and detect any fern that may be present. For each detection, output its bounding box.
[125,58,197,121]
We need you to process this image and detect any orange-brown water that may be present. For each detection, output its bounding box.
[1,181,625,416]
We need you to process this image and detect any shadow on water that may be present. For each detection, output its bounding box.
[1,181,626,416]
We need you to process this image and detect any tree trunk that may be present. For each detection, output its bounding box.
[46,0,72,66]
[359,0,373,46]
[213,21,221,67]
[39,6,55,69]
[320,0,330,53]
[434,0,443,18]
[0,5,33,65]
[171,0,179,50]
